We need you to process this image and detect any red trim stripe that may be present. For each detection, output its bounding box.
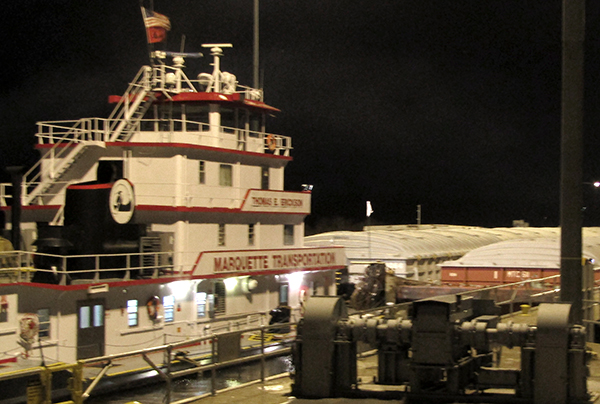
[68,183,112,190]
[136,205,307,215]
[108,92,281,113]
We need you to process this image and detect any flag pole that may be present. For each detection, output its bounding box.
[140,0,154,65]
[253,0,260,90]
[366,201,373,260]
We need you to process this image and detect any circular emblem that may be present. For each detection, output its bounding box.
[109,179,135,224]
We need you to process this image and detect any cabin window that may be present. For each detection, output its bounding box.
[127,300,138,327]
[79,302,104,329]
[196,292,207,318]
[284,224,295,245]
[199,161,206,184]
[261,166,269,190]
[279,283,289,306]
[249,113,262,137]
[163,295,175,323]
[219,164,232,187]
[218,224,226,246]
[79,306,91,329]
[38,308,50,339]
[248,224,255,246]
[93,305,104,327]
[0,296,7,323]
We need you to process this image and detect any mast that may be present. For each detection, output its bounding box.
[253,0,259,90]
[560,0,585,323]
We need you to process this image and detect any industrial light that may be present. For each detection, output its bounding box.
[169,280,192,299]
[287,271,304,287]
[223,277,238,291]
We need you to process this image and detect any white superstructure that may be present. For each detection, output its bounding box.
[0,38,345,365]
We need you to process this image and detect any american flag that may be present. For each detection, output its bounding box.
[141,7,171,43]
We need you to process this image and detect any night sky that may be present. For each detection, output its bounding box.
[2,1,600,234]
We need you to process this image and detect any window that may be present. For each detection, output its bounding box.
[199,161,206,184]
[185,105,209,131]
[38,308,50,339]
[93,305,104,327]
[219,164,232,187]
[80,306,91,329]
[0,296,8,323]
[163,295,175,323]
[284,224,295,245]
[248,224,255,246]
[249,113,261,137]
[127,300,138,327]
[221,108,236,133]
[279,283,289,305]
[218,224,226,246]
[79,302,104,329]
[261,166,269,190]
[196,292,207,318]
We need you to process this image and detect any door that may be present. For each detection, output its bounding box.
[77,298,105,359]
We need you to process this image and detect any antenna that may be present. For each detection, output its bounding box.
[180,34,186,53]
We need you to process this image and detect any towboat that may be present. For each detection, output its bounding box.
[0,7,345,369]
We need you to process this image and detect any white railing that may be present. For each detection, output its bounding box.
[0,250,182,285]
[35,118,112,145]
[151,63,264,101]
[34,118,291,155]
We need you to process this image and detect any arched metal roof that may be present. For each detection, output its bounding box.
[304,226,600,263]
[304,226,574,262]
[441,235,600,269]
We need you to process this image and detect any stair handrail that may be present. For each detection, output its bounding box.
[107,66,153,136]
[21,66,153,205]
[22,118,94,205]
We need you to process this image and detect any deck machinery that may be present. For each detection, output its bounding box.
[293,296,589,404]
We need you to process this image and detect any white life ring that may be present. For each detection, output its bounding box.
[19,314,39,343]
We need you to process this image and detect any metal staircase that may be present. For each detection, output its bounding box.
[107,66,156,142]
[22,66,155,207]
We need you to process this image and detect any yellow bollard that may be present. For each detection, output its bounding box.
[520,304,530,315]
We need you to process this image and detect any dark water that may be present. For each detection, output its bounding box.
[86,355,293,404]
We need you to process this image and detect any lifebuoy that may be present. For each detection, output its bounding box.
[20,314,39,343]
[147,296,161,321]
[266,134,277,151]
